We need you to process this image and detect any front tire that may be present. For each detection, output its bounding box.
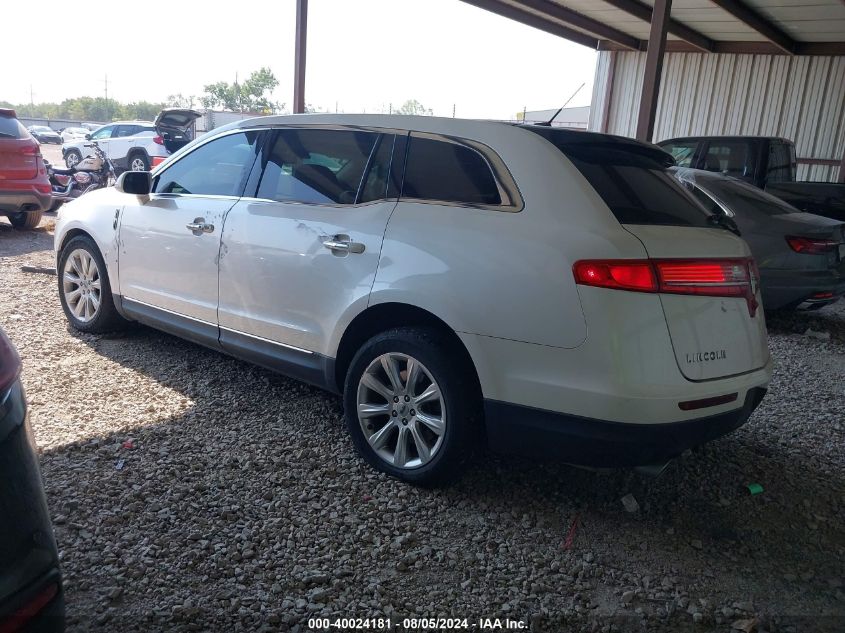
[58,236,127,333]
[128,153,149,171]
[343,327,480,487]
[8,211,43,230]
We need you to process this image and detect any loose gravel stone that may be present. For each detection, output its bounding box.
[1,219,844,631]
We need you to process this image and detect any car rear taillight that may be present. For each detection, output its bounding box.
[0,329,22,396]
[573,261,656,292]
[151,156,167,168]
[0,582,58,633]
[19,142,40,156]
[786,236,840,254]
[153,135,164,145]
[574,258,759,316]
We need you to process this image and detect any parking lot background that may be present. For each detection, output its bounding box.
[0,219,843,632]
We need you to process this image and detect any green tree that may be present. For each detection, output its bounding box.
[167,93,198,109]
[396,99,433,116]
[201,67,283,113]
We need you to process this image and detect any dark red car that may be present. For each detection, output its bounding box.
[0,109,51,230]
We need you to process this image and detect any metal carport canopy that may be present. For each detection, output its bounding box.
[290,0,845,175]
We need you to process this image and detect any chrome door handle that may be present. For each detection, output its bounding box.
[323,237,365,254]
[186,218,214,234]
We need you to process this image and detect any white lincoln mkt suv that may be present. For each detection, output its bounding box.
[54,115,772,485]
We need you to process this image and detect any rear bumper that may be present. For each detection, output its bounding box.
[0,190,51,214]
[762,268,845,310]
[485,387,767,467]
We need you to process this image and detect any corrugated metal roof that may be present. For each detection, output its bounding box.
[463,0,845,54]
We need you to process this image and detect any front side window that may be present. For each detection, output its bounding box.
[256,128,379,205]
[152,131,261,196]
[402,136,501,206]
[90,125,114,140]
[660,141,699,167]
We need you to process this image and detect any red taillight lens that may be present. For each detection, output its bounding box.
[150,156,167,168]
[786,236,839,254]
[656,259,750,298]
[0,329,22,396]
[573,260,657,292]
[574,257,759,315]
[678,393,738,411]
[0,582,58,633]
[19,143,40,156]
[153,135,164,145]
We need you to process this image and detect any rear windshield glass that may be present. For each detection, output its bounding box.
[0,115,28,139]
[700,177,797,216]
[527,127,711,227]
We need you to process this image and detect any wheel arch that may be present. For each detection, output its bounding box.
[333,302,481,398]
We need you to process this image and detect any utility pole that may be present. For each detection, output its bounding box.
[104,74,110,120]
[30,85,34,108]
[389,103,392,115]
[452,103,456,118]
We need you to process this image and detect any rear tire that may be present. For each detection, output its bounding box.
[58,235,128,333]
[128,153,149,171]
[9,211,43,230]
[343,327,481,487]
[65,150,81,169]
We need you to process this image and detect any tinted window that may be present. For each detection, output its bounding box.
[767,141,794,184]
[90,125,113,140]
[402,137,501,205]
[257,128,378,205]
[703,141,756,180]
[661,141,698,167]
[0,116,27,139]
[699,178,796,216]
[153,131,261,196]
[359,135,395,203]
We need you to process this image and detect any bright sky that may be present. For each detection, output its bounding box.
[2,0,596,120]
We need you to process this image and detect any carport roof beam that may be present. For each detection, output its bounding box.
[706,0,797,54]
[600,0,715,52]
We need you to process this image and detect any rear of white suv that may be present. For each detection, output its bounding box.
[53,115,771,485]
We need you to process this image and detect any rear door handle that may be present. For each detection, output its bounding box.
[187,217,214,234]
[322,236,365,254]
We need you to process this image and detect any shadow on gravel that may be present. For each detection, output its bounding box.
[42,323,844,631]
[0,217,56,259]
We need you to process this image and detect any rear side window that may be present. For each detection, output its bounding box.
[257,128,379,205]
[766,141,794,184]
[702,141,756,181]
[0,115,28,139]
[114,125,139,137]
[153,131,261,196]
[660,140,698,167]
[402,136,501,206]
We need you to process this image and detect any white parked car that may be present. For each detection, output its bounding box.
[53,114,772,485]
[61,109,200,172]
[60,127,90,143]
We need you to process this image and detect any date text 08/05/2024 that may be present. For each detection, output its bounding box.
[307,617,528,630]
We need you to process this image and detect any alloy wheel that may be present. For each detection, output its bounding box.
[130,157,146,171]
[66,153,80,168]
[62,249,101,323]
[356,352,446,469]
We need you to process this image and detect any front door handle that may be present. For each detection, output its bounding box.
[322,236,365,254]
[187,218,214,234]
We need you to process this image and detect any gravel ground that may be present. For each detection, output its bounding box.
[1,218,843,633]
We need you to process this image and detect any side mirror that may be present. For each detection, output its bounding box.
[85,133,92,140]
[115,171,152,196]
